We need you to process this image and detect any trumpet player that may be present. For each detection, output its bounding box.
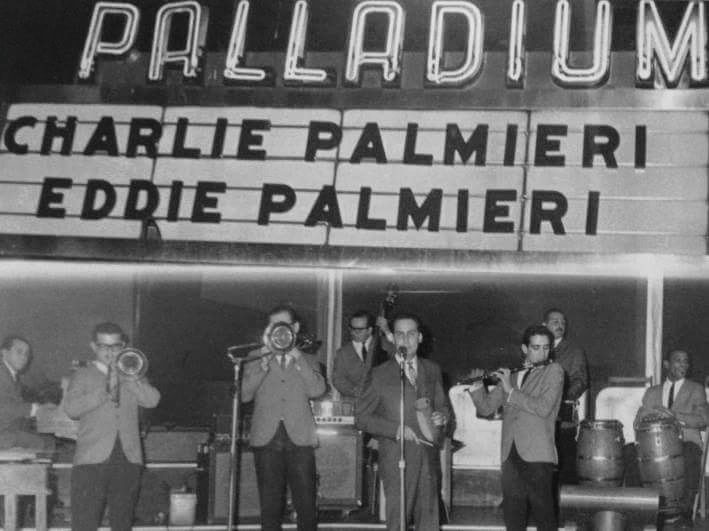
[64,322,160,531]
[241,305,326,531]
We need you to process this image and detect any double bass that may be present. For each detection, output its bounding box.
[361,284,399,383]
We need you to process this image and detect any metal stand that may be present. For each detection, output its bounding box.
[398,360,406,531]
[226,356,244,531]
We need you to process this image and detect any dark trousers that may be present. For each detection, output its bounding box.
[253,422,317,531]
[501,443,557,531]
[70,438,142,531]
[378,440,439,531]
[555,425,578,485]
[682,441,702,515]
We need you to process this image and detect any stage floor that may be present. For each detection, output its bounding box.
[39,506,709,531]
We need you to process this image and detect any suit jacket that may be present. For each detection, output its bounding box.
[63,363,160,465]
[242,349,326,447]
[635,379,709,447]
[0,363,33,448]
[332,336,393,399]
[355,357,449,449]
[553,339,589,402]
[472,362,564,464]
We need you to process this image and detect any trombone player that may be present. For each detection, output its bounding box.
[241,305,326,531]
[64,322,160,531]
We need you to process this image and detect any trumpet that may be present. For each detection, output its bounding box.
[115,348,149,379]
[108,348,149,406]
[457,359,552,386]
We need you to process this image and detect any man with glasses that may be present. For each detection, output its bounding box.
[333,310,393,401]
[64,322,160,531]
[356,313,448,531]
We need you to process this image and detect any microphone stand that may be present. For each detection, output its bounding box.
[225,347,271,531]
[398,356,406,531]
[226,352,244,531]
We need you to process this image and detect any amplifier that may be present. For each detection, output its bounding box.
[143,427,209,462]
[315,426,363,508]
[206,442,260,523]
[314,415,354,425]
[204,426,363,521]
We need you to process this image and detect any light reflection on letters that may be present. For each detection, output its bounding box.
[636,0,707,87]
[345,0,405,85]
[148,1,207,81]
[552,0,612,87]
[78,2,140,80]
[284,0,329,84]
[426,0,483,86]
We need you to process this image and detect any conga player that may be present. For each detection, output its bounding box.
[635,349,709,521]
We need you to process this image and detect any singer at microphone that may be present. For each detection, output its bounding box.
[355,313,449,531]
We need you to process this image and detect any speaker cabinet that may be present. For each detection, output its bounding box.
[205,427,363,522]
[315,427,363,508]
[207,442,260,523]
[143,428,209,462]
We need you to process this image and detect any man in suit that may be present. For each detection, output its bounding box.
[469,325,564,531]
[332,310,393,401]
[0,335,54,451]
[543,308,588,484]
[241,305,326,531]
[64,322,160,531]
[356,313,449,531]
[634,349,709,519]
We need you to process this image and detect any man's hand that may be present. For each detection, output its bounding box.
[467,368,486,379]
[108,364,119,396]
[494,368,513,394]
[396,425,420,443]
[376,316,391,334]
[290,349,302,361]
[432,411,447,426]
[653,406,675,418]
[260,355,271,373]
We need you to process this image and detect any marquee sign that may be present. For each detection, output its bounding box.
[0,0,707,256]
[74,0,707,89]
[0,103,706,254]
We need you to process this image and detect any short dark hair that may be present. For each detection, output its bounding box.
[267,304,299,324]
[0,335,30,352]
[92,322,126,342]
[543,308,566,322]
[522,325,554,347]
[391,312,421,331]
[350,310,374,328]
[667,349,690,362]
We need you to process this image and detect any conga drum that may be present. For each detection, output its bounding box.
[576,419,625,486]
[635,418,685,516]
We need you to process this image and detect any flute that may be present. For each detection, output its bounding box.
[457,359,552,386]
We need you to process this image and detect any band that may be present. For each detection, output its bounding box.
[2,305,706,531]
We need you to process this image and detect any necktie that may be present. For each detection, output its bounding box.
[361,343,367,362]
[667,382,675,409]
[280,354,287,370]
[406,360,417,387]
[520,368,532,388]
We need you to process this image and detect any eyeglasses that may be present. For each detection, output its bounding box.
[96,342,125,352]
[349,326,369,332]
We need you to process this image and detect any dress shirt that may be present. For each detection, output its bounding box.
[664,378,685,408]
